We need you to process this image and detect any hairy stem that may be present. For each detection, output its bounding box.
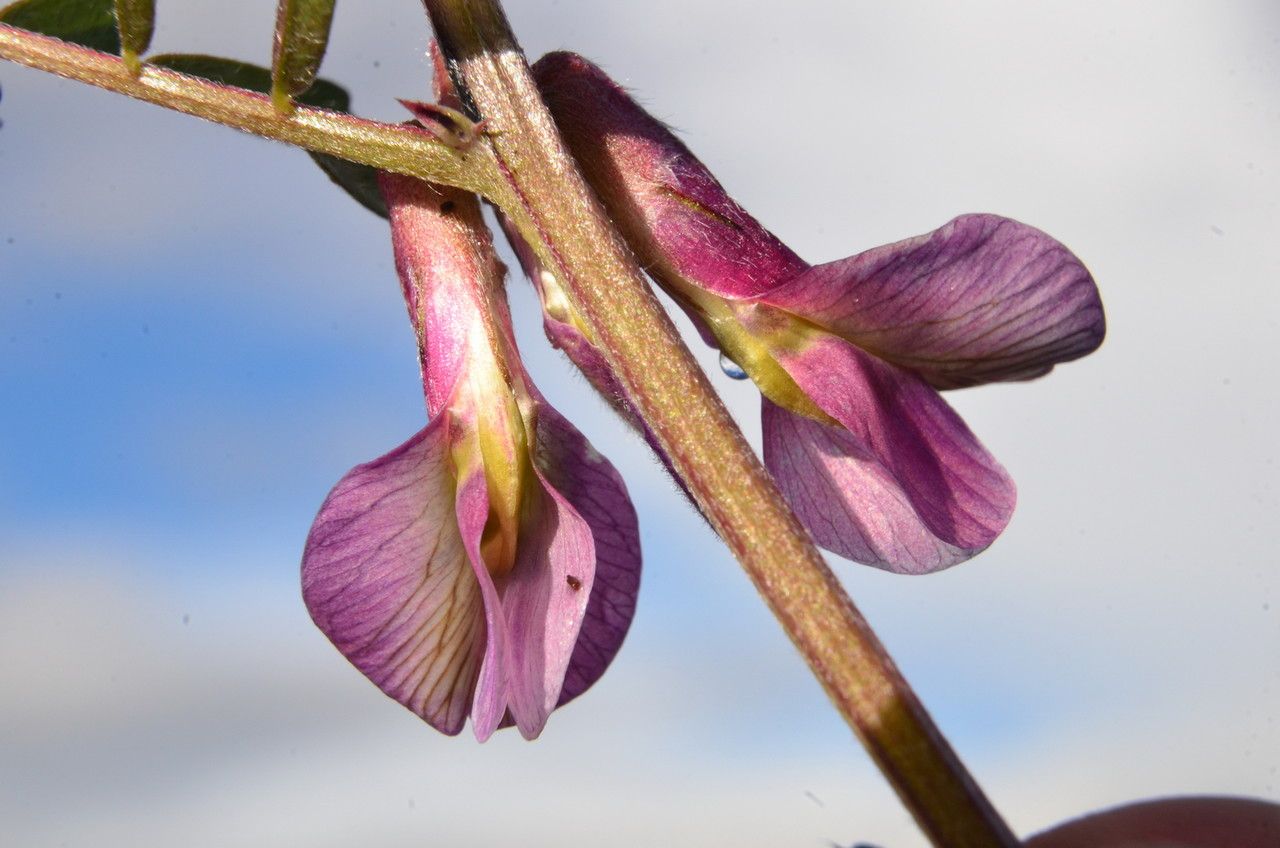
[0,24,484,192]
[422,2,1019,846]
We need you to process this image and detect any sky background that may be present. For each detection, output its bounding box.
[1,2,1277,846]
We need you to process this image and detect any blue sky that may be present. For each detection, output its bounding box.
[2,2,1277,845]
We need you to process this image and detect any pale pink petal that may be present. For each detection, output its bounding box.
[764,402,969,572]
[453,469,509,742]
[497,472,595,739]
[301,419,486,735]
[765,336,1015,573]
[758,214,1105,389]
[532,404,641,708]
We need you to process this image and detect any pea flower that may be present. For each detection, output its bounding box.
[532,52,1105,574]
[301,171,641,740]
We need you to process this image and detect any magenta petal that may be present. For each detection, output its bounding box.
[765,336,1015,573]
[532,404,641,708]
[498,470,595,739]
[759,215,1105,389]
[453,469,509,742]
[301,419,487,734]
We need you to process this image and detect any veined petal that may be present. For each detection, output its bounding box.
[533,51,806,301]
[301,418,486,734]
[757,214,1105,389]
[498,471,595,739]
[765,402,969,572]
[531,404,641,708]
[765,335,1015,573]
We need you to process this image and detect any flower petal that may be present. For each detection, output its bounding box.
[532,403,641,708]
[497,469,596,739]
[452,468,509,741]
[301,419,486,734]
[759,215,1105,389]
[765,335,1015,573]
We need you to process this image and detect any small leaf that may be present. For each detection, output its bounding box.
[148,53,384,217]
[271,0,337,112]
[0,0,120,53]
[113,0,153,73]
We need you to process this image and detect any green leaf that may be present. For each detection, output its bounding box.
[113,0,153,69]
[271,0,337,111]
[149,53,386,218]
[0,0,120,53]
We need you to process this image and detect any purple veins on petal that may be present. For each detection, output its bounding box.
[763,335,1015,573]
[301,419,486,735]
[757,214,1106,390]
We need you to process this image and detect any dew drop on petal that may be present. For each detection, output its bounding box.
[719,351,748,380]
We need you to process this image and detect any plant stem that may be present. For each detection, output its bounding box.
[422,2,1019,846]
[0,24,483,192]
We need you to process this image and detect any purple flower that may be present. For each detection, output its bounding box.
[301,172,641,739]
[533,52,1105,574]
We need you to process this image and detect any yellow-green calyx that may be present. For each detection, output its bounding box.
[683,291,835,426]
[449,360,534,580]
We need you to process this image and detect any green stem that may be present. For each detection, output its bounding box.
[0,23,484,192]
[422,2,1019,846]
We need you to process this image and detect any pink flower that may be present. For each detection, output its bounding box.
[301,172,640,739]
[533,52,1105,574]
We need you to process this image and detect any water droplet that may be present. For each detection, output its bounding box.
[719,351,748,380]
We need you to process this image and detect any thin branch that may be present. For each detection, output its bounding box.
[0,23,488,193]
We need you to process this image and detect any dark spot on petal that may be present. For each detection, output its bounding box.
[566,575,582,591]
[440,200,456,214]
